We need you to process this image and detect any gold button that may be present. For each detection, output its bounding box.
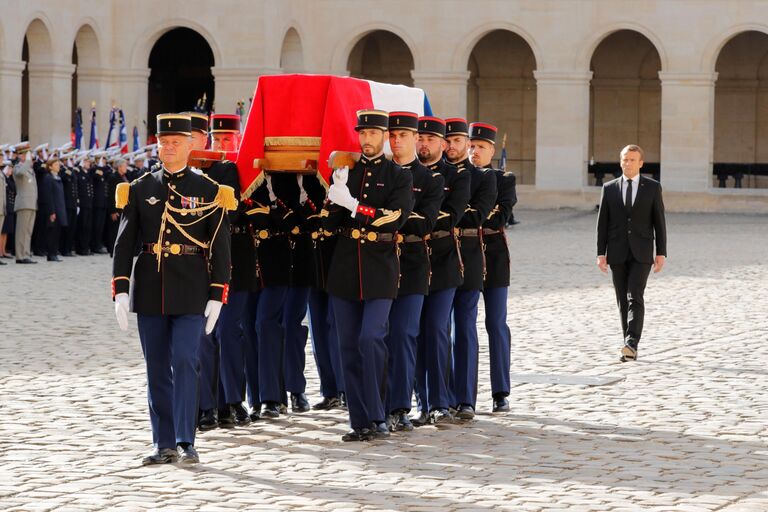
[363,194,368,198]
[365,183,369,187]
[170,195,175,200]
[165,241,170,245]
[367,172,372,176]
[163,253,169,258]
[166,229,171,234]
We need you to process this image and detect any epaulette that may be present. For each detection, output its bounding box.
[215,185,238,211]
[115,182,129,209]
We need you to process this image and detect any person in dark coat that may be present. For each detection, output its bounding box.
[59,155,79,257]
[1,158,16,259]
[105,159,130,256]
[40,157,68,262]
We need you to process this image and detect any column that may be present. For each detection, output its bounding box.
[411,71,471,117]
[0,60,26,143]
[212,66,282,116]
[659,72,718,192]
[27,63,76,146]
[533,70,593,190]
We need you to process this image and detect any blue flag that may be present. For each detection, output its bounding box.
[74,107,83,150]
[132,125,140,152]
[88,106,99,149]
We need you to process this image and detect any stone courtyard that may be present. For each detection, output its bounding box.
[0,209,766,511]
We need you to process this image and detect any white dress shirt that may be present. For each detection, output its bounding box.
[620,174,639,206]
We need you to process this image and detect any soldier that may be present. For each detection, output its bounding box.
[59,152,79,257]
[412,117,470,426]
[1,154,16,260]
[112,113,234,465]
[31,143,49,257]
[445,119,497,421]
[90,152,110,254]
[0,157,5,265]
[76,153,95,255]
[105,158,130,256]
[13,142,38,264]
[322,109,413,441]
[40,155,67,262]
[384,111,443,432]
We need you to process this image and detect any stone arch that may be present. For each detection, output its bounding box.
[346,30,415,86]
[280,27,304,72]
[130,18,221,69]
[453,22,542,73]
[331,23,420,74]
[22,18,55,142]
[579,22,668,72]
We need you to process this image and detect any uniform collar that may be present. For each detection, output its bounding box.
[360,152,385,167]
[397,157,419,170]
[162,166,189,181]
[453,157,471,170]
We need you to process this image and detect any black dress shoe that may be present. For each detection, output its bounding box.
[178,445,199,464]
[218,406,235,428]
[16,258,37,264]
[492,394,510,413]
[261,402,280,418]
[60,252,75,257]
[142,448,178,465]
[312,396,341,410]
[341,427,373,442]
[370,422,390,440]
[198,409,218,431]
[76,250,92,256]
[92,247,108,255]
[411,410,430,427]
[33,251,46,257]
[0,260,5,265]
[291,393,310,413]
[431,409,454,425]
[231,403,251,425]
[456,404,475,420]
[396,411,414,431]
[47,256,63,262]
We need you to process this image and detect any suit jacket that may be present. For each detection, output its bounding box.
[483,169,516,289]
[41,173,68,226]
[13,160,38,211]
[596,175,667,265]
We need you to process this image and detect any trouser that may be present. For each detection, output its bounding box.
[483,286,511,398]
[91,207,106,251]
[31,206,46,254]
[105,216,120,256]
[451,289,481,409]
[76,207,92,254]
[331,296,391,430]
[283,286,310,395]
[197,330,225,412]
[385,294,424,414]
[416,287,456,412]
[45,221,61,258]
[610,254,652,349]
[14,209,35,260]
[308,288,345,398]
[61,207,77,254]
[257,286,288,404]
[217,290,258,405]
[242,291,261,409]
[137,313,204,449]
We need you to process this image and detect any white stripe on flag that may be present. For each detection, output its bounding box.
[367,80,427,156]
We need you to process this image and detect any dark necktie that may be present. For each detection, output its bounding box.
[625,179,633,210]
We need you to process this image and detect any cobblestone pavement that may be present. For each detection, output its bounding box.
[0,209,766,511]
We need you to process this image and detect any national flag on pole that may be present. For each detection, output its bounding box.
[88,105,99,149]
[235,74,432,197]
[73,107,83,150]
[500,133,507,171]
[118,109,129,154]
[132,125,140,152]
[105,108,118,149]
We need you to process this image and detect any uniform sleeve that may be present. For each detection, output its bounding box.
[653,183,667,257]
[207,186,232,303]
[401,172,444,237]
[111,184,139,298]
[434,169,471,232]
[459,170,498,228]
[352,165,413,232]
[484,172,516,230]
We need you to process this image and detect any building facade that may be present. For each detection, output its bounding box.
[3,0,768,210]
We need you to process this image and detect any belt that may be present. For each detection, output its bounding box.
[454,228,480,237]
[253,229,283,240]
[310,229,337,240]
[430,230,453,240]
[142,243,203,256]
[398,234,429,243]
[482,228,504,236]
[340,228,396,242]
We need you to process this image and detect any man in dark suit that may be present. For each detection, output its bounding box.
[596,144,667,362]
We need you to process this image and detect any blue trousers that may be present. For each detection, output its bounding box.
[257,286,287,404]
[483,287,511,397]
[217,290,257,404]
[331,296,391,430]
[385,294,424,413]
[452,289,481,408]
[282,287,310,394]
[416,287,456,412]
[137,314,204,449]
[197,330,224,412]
[308,288,345,398]
[241,292,261,409]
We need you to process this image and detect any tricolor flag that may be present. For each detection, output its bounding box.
[88,106,99,150]
[118,109,129,154]
[235,74,432,197]
[73,107,83,150]
[132,126,140,152]
[105,108,117,150]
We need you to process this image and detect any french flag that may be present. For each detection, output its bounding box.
[235,74,433,197]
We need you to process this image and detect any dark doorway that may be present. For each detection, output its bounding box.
[21,37,29,141]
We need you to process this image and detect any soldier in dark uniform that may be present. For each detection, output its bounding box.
[31,144,49,257]
[446,120,497,421]
[384,111,443,432]
[1,155,17,259]
[413,117,471,426]
[40,156,67,262]
[323,109,414,441]
[76,154,95,255]
[59,154,79,257]
[112,113,234,465]
[470,124,516,413]
[105,158,130,256]
[90,153,110,254]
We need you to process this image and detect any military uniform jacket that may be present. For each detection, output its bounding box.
[76,166,94,209]
[455,158,497,291]
[397,158,444,296]
[482,169,516,289]
[112,167,232,315]
[205,161,241,221]
[61,165,79,210]
[426,159,471,292]
[93,165,110,209]
[13,160,37,211]
[323,155,413,301]
[301,174,336,290]
[41,173,68,227]
[4,173,16,215]
[0,168,5,215]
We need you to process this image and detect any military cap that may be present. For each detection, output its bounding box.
[156,113,192,136]
[13,141,31,153]
[445,118,469,138]
[417,116,446,138]
[34,142,49,153]
[355,109,389,131]
[388,111,419,132]
[210,114,241,133]
[182,112,209,134]
[469,122,497,144]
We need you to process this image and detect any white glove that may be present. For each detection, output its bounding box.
[332,166,349,186]
[204,300,223,335]
[328,182,359,214]
[115,293,130,331]
[264,173,277,202]
[297,175,308,205]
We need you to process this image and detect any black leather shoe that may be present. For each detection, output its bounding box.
[261,402,280,418]
[33,251,46,257]
[312,396,341,410]
[456,404,475,420]
[218,406,235,428]
[47,256,63,262]
[61,252,75,257]
[93,247,109,255]
[291,393,310,413]
[370,422,390,440]
[198,409,218,431]
[178,445,199,464]
[411,410,430,427]
[16,258,37,264]
[396,411,414,431]
[492,394,510,413]
[249,410,260,422]
[142,448,178,465]
[431,409,454,425]
[0,260,5,265]
[232,403,251,425]
[341,427,373,442]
